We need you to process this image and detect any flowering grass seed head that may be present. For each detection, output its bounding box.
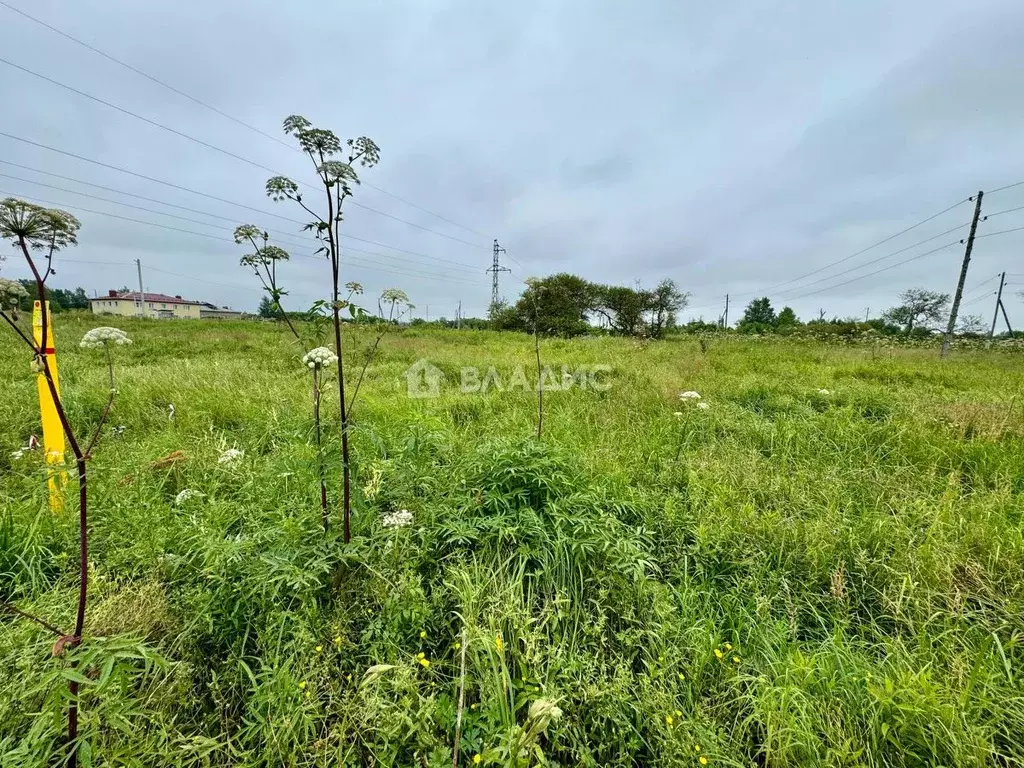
[80,326,132,349]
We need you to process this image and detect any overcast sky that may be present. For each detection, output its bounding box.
[1,0,1023,324]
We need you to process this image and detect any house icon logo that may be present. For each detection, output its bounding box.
[403,359,444,398]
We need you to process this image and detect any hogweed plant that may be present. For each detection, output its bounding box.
[348,288,413,417]
[302,345,338,530]
[234,225,299,341]
[0,197,132,768]
[263,114,381,543]
[525,277,546,439]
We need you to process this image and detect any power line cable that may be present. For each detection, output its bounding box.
[984,204,1024,219]
[1,189,489,286]
[975,225,1024,240]
[0,146,484,269]
[773,222,971,299]
[0,168,485,273]
[0,0,489,240]
[988,180,1024,195]
[785,241,962,301]
[752,198,971,298]
[0,54,487,249]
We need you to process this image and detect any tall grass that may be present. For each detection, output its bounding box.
[1,315,1022,766]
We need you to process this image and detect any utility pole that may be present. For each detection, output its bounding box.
[486,239,510,308]
[457,300,462,330]
[999,301,1014,336]
[942,190,984,357]
[865,307,870,323]
[988,272,1007,340]
[723,294,729,328]
[135,258,146,318]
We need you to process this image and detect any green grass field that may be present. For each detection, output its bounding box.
[2,314,1023,767]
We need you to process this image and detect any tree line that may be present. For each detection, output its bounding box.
[489,273,688,338]
[715,287,1004,337]
[8,279,90,312]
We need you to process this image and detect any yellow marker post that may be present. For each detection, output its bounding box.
[32,300,67,511]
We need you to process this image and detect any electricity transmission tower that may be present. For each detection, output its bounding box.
[486,239,511,308]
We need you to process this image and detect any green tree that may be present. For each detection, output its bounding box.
[882,288,949,333]
[777,306,799,327]
[646,278,687,338]
[511,273,594,337]
[738,297,777,332]
[257,295,275,318]
[591,284,648,335]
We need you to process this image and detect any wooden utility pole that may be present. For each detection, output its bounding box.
[135,258,146,318]
[999,302,1014,335]
[941,190,984,357]
[723,294,729,328]
[457,300,462,329]
[988,272,1007,339]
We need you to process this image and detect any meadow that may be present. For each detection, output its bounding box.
[1,314,1023,767]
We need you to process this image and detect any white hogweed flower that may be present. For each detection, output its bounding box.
[80,326,132,349]
[174,489,205,506]
[678,391,701,400]
[817,389,831,395]
[696,402,710,410]
[218,448,244,465]
[0,277,29,308]
[302,347,338,370]
[382,509,413,529]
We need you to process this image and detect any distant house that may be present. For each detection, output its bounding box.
[89,290,242,320]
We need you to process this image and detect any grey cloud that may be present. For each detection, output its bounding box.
[0,0,1022,324]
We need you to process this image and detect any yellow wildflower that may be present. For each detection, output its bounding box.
[334,636,343,646]
[666,715,674,726]
[297,681,307,690]
[473,755,482,765]
[675,709,682,717]
[678,673,686,681]
[315,645,323,653]
[419,658,430,668]
[724,643,732,651]
[420,630,427,639]
[714,648,724,660]
[694,744,701,752]
[455,641,461,650]
[495,635,504,653]
[699,757,708,765]
[732,656,741,664]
